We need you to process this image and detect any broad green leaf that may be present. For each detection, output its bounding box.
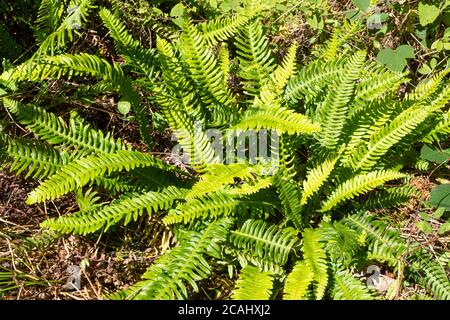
[396,45,415,59]
[170,3,185,17]
[118,100,131,116]
[351,0,371,12]
[416,221,433,234]
[377,48,407,72]
[418,2,440,26]
[420,145,450,163]
[429,184,450,210]
[433,207,446,219]
[438,221,450,235]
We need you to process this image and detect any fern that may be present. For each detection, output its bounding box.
[201,13,253,45]
[285,57,346,106]
[363,185,419,210]
[273,137,303,228]
[331,266,375,300]
[1,135,70,179]
[2,11,448,301]
[186,163,261,200]
[232,265,274,300]
[10,104,127,154]
[349,99,448,171]
[230,219,299,266]
[42,186,185,234]
[302,229,328,299]
[319,221,360,266]
[320,170,407,212]
[119,218,232,299]
[164,192,237,225]
[99,8,157,77]
[283,261,314,300]
[180,19,236,115]
[232,104,320,135]
[316,51,366,150]
[35,0,65,43]
[344,213,406,265]
[410,251,450,300]
[235,21,276,96]
[301,155,339,205]
[27,150,174,204]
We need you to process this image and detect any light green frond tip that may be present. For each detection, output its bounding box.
[320,170,407,212]
[332,268,375,300]
[233,106,320,135]
[283,261,314,300]
[186,163,259,200]
[232,265,274,300]
[302,229,328,299]
[301,156,339,205]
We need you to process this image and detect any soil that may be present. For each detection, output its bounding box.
[0,170,166,300]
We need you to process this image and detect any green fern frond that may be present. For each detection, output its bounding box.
[316,50,366,150]
[363,185,419,210]
[12,104,127,154]
[344,213,406,264]
[410,251,450,300]
[217,43,230,84]
[186,163,260,200]
[284,57,346,106]
[99,8,157,77]
[1,54,155,146]
[273,137,303,228]
[269,43,298,94]
[31,0,94,58]
[230,219,299,266]
[27,150,174,204]
[353,65,407,106]
[227,178,272,196]
[2,135,70,179]
[349,104,436,171]
[332,266,375,300]
[35,0,65,43]
[283,261,314,300]
[232,104,320,135]
[422,110,450,143]
[201,13,253,44]
[2,55,154,147]
[320,20,361,62]
[320,170,407,212]
[2,53,127,87]
[232,265,274,300]
[180,19,236,113]
[163,192,237,225]
[235,21,276,96]
[302,229,328,299]
[18,229,60,252]
[42,186,185,234]
[407,69,450,102]
[319,221,360,265]
[165,191,276,225]
[341,97,399,164]
[123,218,233,299]
[301,155,339,205]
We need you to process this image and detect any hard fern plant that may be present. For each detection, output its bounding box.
[0,1,449,300]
